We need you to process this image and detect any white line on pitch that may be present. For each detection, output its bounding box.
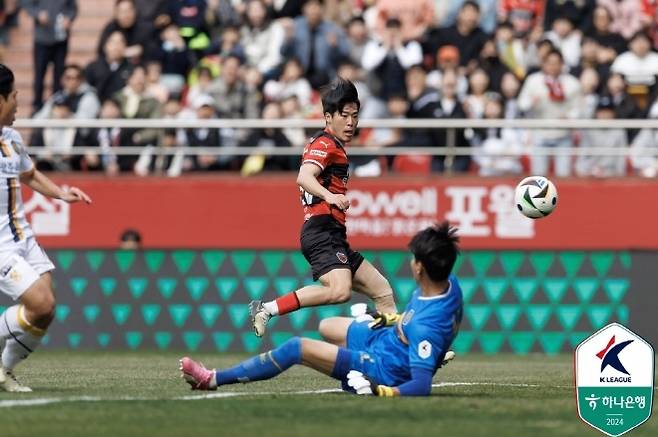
[0,381,581,408]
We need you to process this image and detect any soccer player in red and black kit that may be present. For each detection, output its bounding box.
[249,78,397,337]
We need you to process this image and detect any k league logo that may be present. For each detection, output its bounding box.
[575,323,655,437]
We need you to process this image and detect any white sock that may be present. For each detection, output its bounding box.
[0,305,46,370]
[263,301,279,316]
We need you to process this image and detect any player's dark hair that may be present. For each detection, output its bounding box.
[408,221,460,282]
[321,77,360,115]
[0,64,15,99]
[462,0,480,13]
[120,228,142,243]
[546,48,564,63]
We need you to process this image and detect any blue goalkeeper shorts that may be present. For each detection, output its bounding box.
[341,320,385,384]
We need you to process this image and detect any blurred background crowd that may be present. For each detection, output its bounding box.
[3,0,658,178]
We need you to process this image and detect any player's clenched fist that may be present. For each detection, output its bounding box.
[325,193,350,211]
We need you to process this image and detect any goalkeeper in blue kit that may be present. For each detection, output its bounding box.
[180,222,463,396]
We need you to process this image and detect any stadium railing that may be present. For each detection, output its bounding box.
[15,118,655,158]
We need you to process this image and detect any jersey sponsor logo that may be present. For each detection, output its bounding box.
[402,310,414,326]
[418,340,432,359]
[309,149,328,158]
[0,259,15,277]
[336,252,348,263]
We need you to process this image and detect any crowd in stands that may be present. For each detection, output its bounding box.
[7,0,658,177]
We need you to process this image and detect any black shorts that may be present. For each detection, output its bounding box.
[300,215,365,281]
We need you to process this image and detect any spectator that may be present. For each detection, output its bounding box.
[544,17,582,69]
[185,66,215,108]
[362,18,422,103]
[113,65,162,172]
[425,1,490,71]
[631,87,658,174]
[402,65,441,156]
[155,24,192,94]
[280,0,350,89]
[279,94,306,147]
[205,0,241,40]
[598,0,651,41]
[180,94,230,171]
[518,49,582,177]
[495,21,528,79]
[498,0,545,33]
[36,94,78,171]
[426,45,469,98]
[472,98,524,176]
[134,0,170,29]
[145,61,169,104]
[94,98,124,175]
[611,31,658,89]
[579,67,601,118]
[85,31,133,102]
[543,0,595,34]
[240,102,296,176]
[436,0,498,34]
[207,55,261,119]
[168,0,211,57]
[603,71,641,142]
[501,71,523,119]
[432,68,470,173]
[97,0,156,62]
[346,16,370,67]
[369,0,436,42]
[630,126,658,176]
[264,58,312,106]
[34,64,101,120]
[464,68,491,118]
[119,229,142,250]
[570,37,609,82]
[588,5,627,63]
[0,0,19,62]
[576,96,627,177]
[24,0,77,111]
[241,0,285,78]
[214,24,246,62]
[477,39,510,93]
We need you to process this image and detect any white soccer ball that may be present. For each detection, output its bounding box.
[514,176,558,219]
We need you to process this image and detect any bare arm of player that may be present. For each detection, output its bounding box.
[296,163,350,210]
[19,169,92,204]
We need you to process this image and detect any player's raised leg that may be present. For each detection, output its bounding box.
[180,337,346,390]
[351,259,397,313]
[250,268,352,337]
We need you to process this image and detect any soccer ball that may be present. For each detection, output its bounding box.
[514,176,558,219]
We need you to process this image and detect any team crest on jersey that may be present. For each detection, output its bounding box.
[418,340,432,359]
[336,252,348,263]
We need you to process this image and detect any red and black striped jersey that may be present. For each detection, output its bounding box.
[300,129,349,225]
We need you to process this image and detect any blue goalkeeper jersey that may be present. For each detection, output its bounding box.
[367,274,463,386]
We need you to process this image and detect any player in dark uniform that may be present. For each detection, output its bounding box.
[181,222,462,396]
[248,78,397,337]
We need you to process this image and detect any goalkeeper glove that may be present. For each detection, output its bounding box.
[367,311,402,329]
[345,370,397,397]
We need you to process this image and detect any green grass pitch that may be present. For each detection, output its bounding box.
[1,351,655,437]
